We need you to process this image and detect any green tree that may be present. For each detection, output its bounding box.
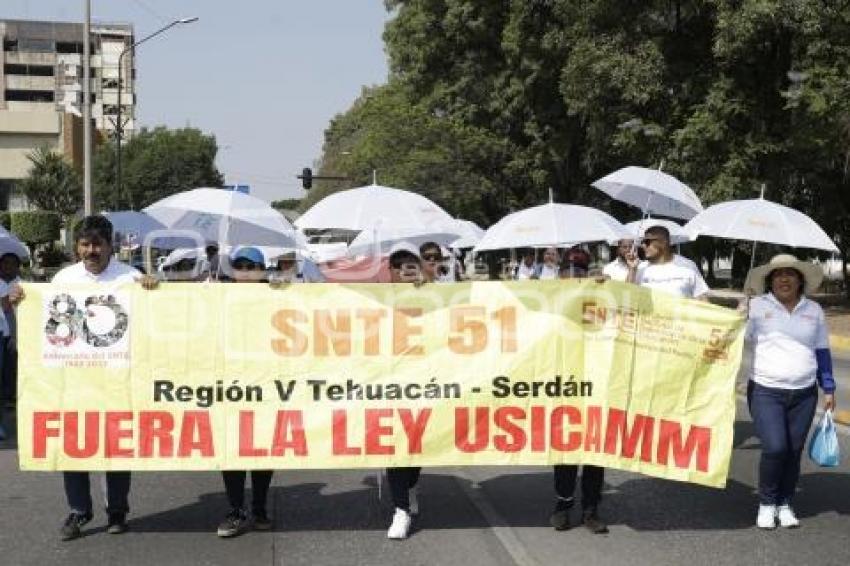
[94,126,224,210]
[271,198,303,211]
[18,146,82,223]
[309,83,515,225]
[10,210,61,261]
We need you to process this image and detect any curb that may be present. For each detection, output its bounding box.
[736,383,850,427]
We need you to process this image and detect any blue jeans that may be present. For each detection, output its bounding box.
[64,472,131,516]
[747,381,818,505]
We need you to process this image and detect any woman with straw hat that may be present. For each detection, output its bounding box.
[742,254,836,530]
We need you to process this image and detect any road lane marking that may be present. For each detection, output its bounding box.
[451,468,541,566]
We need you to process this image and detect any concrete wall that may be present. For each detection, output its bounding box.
[0,110,62,179]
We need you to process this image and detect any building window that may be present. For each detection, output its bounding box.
[56,41,95,54]
[102,78,120,89]
[17,38,54,53]
[3,39,18,52]
[4,89,55,102]
[4,64,55,77]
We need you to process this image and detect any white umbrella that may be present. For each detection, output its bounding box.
[0,225,29,260]
[625,218,692,245]
[144,188,306,249]
[683,198,838,252]
[449,219,486,249]
[592,166,703,220]
[295,183,455,231]
[473,203,631,252]
[347,223,462,257]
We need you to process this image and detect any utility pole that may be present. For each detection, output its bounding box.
[82,0,92,215]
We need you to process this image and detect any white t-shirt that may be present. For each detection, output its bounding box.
[602,259,630,282]
[635,255,709,298]
[515,262,537,280]
[746,293,829,389]
[52,258,141,285]
[539,264,559,280]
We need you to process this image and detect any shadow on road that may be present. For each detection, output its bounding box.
[119,466,849,535]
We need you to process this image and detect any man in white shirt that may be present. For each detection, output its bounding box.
[514,248,538,280]
[13,215,155,541]
[602,239,634,282]
[627,226,709,300]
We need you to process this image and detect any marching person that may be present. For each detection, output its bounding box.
[270,249,326,283]
[742,254,836,529]
[602,239,634,282]
[538,246,561,280]
[514,248,538,280]
[9,215,156,540]
[0,251,23,442]
[627,225,709,299]
[217,246,275,537]
[550,247,608,534]
[384,244,427,540]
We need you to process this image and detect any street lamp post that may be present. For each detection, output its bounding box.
[114,17,198,210]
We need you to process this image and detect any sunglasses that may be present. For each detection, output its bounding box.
[233,261,261,271]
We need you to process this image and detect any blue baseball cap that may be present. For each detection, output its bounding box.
[231,246,265,265]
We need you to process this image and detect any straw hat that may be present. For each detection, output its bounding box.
[744,254,824,295]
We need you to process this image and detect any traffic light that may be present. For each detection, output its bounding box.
[300,167,313,190]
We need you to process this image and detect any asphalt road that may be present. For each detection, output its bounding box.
[1,399,848,566]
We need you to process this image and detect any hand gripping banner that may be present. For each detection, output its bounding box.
[18,280,744,487]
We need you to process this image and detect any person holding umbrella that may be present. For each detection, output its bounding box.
[602,239,635,282]
[217,247,275,537]
[742,254,836,529]
[549,247,608,534]
[385,244,426,540]
[626,225,708,300]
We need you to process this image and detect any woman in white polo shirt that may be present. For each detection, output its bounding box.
[742,254,836,530]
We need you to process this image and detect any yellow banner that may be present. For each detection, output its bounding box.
[17,281,744,487]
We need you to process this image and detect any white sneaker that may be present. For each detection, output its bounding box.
[777,505,799,528]
[756,504,777,529]
[387,507,412,540]
[409,486,419,515]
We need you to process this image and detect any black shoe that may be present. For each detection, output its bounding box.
[549,497,574,531]
[253,509,272,531]
[217,508,249,538]
[582,509,609,534]
[60,512,93,541]
[107,512,128,534]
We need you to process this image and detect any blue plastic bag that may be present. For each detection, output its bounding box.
[808,410,840,467]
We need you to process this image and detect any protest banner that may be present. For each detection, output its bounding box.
[18,280,744,487]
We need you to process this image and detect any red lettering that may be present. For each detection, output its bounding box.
[365,409,394,455]
[271,411,308,456]
[32,411,60,458]
[331,410,361,455]
[139,412,174,458]
[397,408,431,454]
[604,408,654,463]
[583,406,602,452]
[239,411,268,457]
[454,407,489,452]
[64,412,99,458]
[530,406,546,451]
[105,412,134,458]
[493,407,526,452]
[178,411,214,457]
[656,420,711,472]
[550,406,582,451]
